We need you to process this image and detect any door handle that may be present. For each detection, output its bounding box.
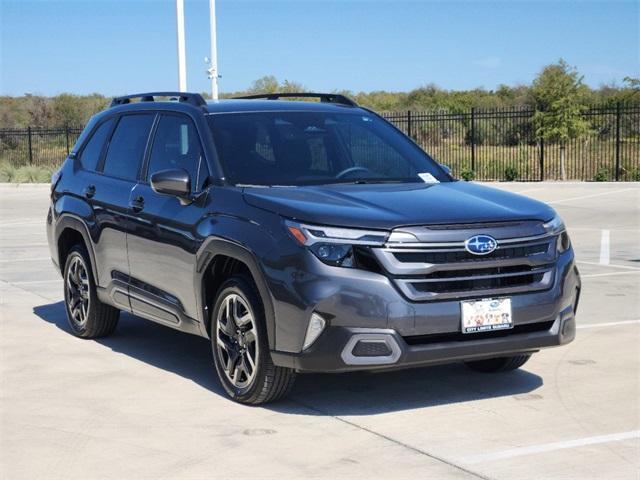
[84,184,96,199]
[130,195,145,212]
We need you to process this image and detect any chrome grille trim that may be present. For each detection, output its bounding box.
[373,233,558,301]
[384,231,555,249]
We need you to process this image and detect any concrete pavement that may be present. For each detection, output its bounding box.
[1,182,638,479]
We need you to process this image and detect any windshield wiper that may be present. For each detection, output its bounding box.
[325,179,410,185]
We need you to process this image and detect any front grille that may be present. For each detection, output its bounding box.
[392,242,549,264]
[404,320,555,345]
[372,233,557,301]
[410,266,549,294]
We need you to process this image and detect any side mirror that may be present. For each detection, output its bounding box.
[439,163,452,176]
[150,168,191,199]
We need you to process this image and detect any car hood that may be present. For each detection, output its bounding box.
[242,181,556,230]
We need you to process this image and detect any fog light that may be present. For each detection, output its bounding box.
[303,313,326,350]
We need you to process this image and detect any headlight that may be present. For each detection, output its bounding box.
[285,220,388,267]
[543,214,571,253]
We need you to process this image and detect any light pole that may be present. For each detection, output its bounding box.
[207,0,219,99]
[176,0,187,91]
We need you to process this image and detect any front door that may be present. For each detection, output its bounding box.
[126,113,210,328]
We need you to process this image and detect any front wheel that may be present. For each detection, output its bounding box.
[464,354,532,373]
[211,276,296,405]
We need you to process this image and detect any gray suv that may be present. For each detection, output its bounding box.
[47,92,580,404]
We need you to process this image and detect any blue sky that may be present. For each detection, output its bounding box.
[1,0,638,96]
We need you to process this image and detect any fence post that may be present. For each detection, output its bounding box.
[615,101,621,181]
[539,136,544,181]
[27,126,33,166]
[65,126,70,155]
[407,110,412,139]
[470,107,476,172]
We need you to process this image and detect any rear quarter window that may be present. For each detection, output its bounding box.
[78,118,114,171]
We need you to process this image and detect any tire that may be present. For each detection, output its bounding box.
[211,276,296,405]
[63,245,119,338]
[464,354,532,373]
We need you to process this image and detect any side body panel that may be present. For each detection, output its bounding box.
[126,183,209,327]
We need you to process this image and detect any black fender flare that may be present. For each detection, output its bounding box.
[55,214,100,283]
[196,238,277,349]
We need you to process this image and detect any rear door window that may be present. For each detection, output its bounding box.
[79,118,114,171]
[102,114,155,181]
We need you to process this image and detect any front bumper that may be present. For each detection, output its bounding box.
[272,305,576,372]
[267,247,580,373]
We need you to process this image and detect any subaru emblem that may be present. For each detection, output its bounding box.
[465,235,498,255]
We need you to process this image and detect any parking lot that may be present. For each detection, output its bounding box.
[1,182,638,480]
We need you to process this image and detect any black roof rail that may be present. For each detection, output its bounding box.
[110,91,207,108]
[234,92,358,107]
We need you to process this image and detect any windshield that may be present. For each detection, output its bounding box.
[207,111,450,186]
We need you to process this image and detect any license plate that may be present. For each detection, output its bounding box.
[461,298,513,334]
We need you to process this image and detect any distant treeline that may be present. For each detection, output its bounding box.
[1,60,638,129]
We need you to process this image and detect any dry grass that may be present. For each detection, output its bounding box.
[0,162,55,183]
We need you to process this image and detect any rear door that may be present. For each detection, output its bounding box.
[126,112,210,327]
[72,116,116,288]
[91,113,156,307]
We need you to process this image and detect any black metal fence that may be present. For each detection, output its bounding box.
[1,103,638,181]
[381,103,639,181]
[0,127,83,168]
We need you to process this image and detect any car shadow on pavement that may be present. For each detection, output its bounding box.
[34,301,543,415]
[33,301,226,396]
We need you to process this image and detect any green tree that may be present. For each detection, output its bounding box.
[51,93,85,126]
[532,60,591,179]
[623,77,640,98]
[247,75,280,94]
[24,94,52,128]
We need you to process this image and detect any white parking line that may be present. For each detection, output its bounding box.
[465,430,640,464]
[547,188,636,205]
[0,243,49,248]
[0,257,51,264]
[567,227,638,231]
[0,221,44,227]
[581,270,640,278]
[513,188,543,194]
[577,319,640,329]
[10,279,60,285]
[599,229,610,265]
[577,261,640,271]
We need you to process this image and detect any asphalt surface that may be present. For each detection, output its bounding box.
[1,182,638,480]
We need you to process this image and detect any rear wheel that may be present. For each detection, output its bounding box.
[464,354,532,373]
[63,245,119,338]
[211,276,296,405]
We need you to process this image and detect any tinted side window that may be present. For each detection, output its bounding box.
[147,115,206,191]
[79,118,114,171]
[102,114,155,181]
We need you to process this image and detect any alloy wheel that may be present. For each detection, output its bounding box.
[65,255,90,327]
[216,293,259,389]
